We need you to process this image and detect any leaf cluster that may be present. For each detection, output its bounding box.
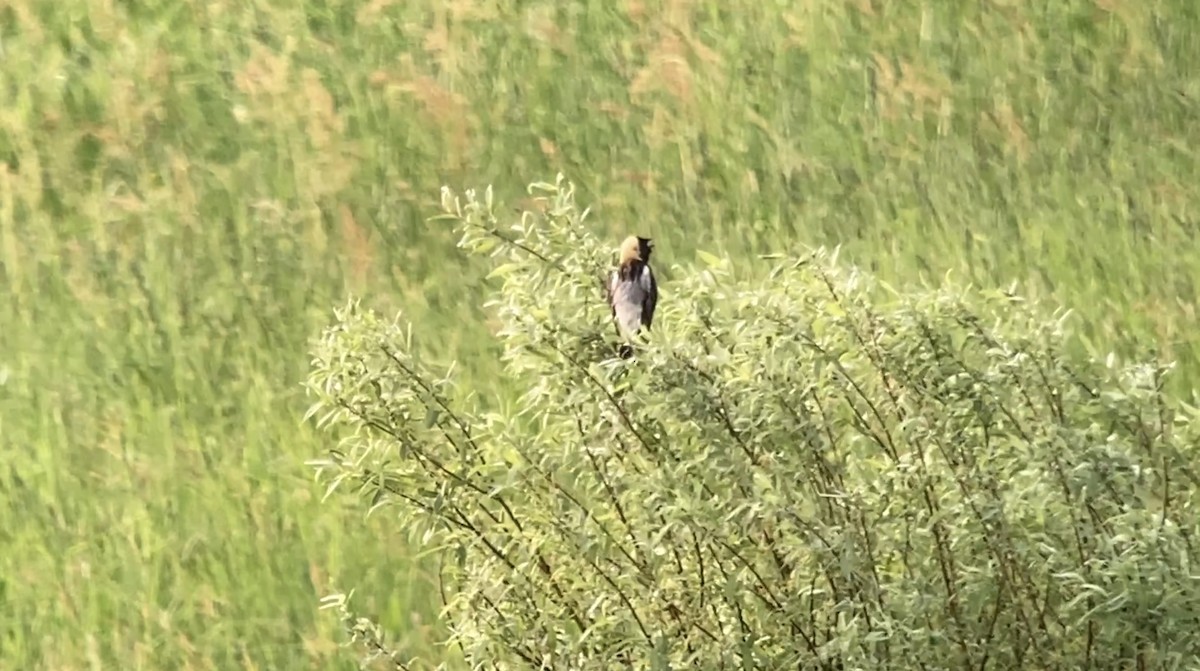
[307,176,1200,670]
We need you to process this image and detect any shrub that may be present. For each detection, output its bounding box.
[306,175,1200,670]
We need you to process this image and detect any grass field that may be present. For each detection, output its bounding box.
[1,0,1197,668]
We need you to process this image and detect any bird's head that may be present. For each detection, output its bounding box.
[620,235,654,263]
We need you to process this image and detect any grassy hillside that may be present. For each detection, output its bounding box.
[1,0,1196,668]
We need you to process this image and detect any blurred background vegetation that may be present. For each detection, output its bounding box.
[0,0,1196,668]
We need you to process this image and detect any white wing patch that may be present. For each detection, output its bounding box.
[638,265,653,292]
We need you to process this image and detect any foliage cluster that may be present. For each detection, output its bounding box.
[308,178,1200,670]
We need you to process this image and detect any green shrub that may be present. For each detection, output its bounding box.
[306,176,1200,670]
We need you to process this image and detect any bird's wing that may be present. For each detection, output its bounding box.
[610,269,646,337]
[639,264,658,330]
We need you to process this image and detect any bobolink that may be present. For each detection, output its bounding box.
[607,235,658,358]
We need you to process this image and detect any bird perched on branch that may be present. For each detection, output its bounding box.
[607,235,658,358]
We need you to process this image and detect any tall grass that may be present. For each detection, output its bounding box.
[0,0,1196,668]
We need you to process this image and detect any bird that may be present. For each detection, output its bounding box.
[607,235,658,358]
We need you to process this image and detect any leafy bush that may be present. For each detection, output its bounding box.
[306,175,1200,670]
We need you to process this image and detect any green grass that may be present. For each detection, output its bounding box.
[1,0,1197,668]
